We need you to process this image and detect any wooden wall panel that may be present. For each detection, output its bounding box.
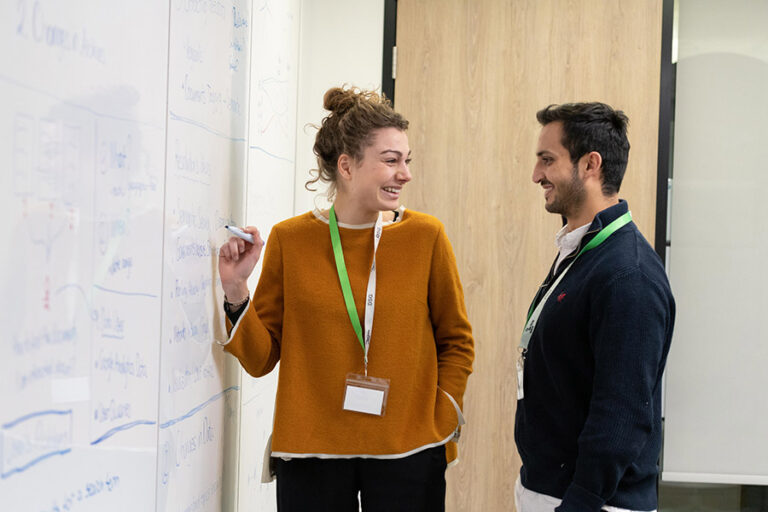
[395,1,663,510]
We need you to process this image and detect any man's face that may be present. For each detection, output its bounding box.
[532,121,586,218]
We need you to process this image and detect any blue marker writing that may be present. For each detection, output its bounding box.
[225,225,254,244]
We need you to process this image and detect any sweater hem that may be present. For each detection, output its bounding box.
[271,431,455,461]
[439,387,465,427]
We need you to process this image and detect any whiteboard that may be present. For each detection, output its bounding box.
[0,0,297,510]
[0,0,388,509]
[662,0,768,486]
[0,1,169,509]
[237,0,301,510]
[156,0,252,510]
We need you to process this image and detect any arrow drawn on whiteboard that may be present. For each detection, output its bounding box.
[159,386,240,429]
[90,419,157,445]
[168,111,245,143]
[92,284,158,298]
[249,145,293,163]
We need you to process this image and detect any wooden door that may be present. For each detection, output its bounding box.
[395,1,663,510]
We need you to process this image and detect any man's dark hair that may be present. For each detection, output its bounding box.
[536,102,630,195]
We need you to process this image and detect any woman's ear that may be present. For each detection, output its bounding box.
[337,153,353,181]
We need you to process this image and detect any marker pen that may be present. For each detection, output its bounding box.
[225,225,255,244]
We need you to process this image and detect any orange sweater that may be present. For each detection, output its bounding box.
[224,209,474,464]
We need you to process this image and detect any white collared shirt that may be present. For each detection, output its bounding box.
[553,222,591,274]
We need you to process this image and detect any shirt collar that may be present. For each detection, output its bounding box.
[549,200,630,278]
[573,199,631,255]
[555,222,591,255]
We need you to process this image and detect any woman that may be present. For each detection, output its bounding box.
[218,86,474,511]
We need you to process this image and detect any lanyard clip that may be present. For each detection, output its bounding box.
[364,356,368,377]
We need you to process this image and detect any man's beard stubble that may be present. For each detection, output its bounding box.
[544,165,586,219]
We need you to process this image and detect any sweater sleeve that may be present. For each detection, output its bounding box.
[428,223,475,410]
[222,228,284,378]
[557,269,672,511]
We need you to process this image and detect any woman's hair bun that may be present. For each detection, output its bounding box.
[323,87,358,115]
[308,84,408,198]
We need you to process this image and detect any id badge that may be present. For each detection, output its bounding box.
[343,373,390,416]
[516,357,525,400]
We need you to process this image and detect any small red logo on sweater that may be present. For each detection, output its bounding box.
[557,292,567,303]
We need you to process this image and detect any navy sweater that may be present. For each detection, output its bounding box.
[515,201,675,511]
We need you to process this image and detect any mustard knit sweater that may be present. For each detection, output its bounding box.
[224,209,474,463]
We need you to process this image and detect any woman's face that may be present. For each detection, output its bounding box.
[343,127,412,215]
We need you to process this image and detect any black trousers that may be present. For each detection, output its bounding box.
[274,445,447,512]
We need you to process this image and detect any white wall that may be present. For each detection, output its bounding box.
[662,0,768,486]
[293,0,385,214]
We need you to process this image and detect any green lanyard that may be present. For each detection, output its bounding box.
[329,206,383,373]
[521,211,632,346]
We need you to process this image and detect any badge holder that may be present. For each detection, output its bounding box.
[343,373,390,416]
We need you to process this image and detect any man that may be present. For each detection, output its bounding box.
[514,103,675,512]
